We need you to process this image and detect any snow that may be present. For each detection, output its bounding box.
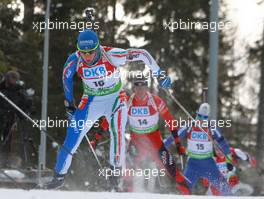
[0,189,264,199]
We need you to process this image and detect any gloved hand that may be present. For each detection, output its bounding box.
[227,162,234,171]
[176,143,186,155]
[170,130,185,155]
[228,175,239,187]
[100,117,109,131]
[158,75,172,89]
[64,100,76,120]
[95,132,103,140]
[90,140,97,149]
[227,165,237,181]
[226,154,235,171]
[90,132,103,150]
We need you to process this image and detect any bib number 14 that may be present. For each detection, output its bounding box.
[138,119,148,126]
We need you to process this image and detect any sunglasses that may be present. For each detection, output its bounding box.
[134,82,148,87]
[197,113,208,120]
[77,43,99,55]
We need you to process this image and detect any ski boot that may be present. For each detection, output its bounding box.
[45,173,65,190]
[175,169,190,195]
[108,166,123,192]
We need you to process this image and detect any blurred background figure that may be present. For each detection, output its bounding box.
[0,70,34,168]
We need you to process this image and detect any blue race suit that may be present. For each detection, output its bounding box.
[165,121,232,196]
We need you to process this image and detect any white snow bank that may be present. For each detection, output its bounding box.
[0,189,263,199]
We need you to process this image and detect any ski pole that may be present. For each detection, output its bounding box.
[180,156,184,170]
[97,139,110,146]
[84,134,103,169]
[0,169,30,190]
[0,91,102,169]
[162,88,233,163]
[0,169,19,187]
[0,91,76,155]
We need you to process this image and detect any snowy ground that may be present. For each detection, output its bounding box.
[0,189,264,199]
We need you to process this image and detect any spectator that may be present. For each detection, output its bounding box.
[0,71,31,167]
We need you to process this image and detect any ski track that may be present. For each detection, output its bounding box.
[0,189,264,199]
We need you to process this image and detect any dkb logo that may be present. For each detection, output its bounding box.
[83,64,106,78]
[131,107,150,116]
[191,131,208,141]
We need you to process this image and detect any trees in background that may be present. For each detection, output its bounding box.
[0,0,263,190]
[251,29,264,166]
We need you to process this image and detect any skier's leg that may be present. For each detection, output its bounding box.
[124,139,142,191]
[106,91,127,169]
[210,185,221,195]
[55,96,101,175]
[155,143,189,194]
[105,91,127,190]
[183,159,200,193]
[206,162,232,196]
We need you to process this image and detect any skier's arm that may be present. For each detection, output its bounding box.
[154,93,190,149]
[153,95,177,132]
[106,47,171,88]
[106,47,163,75]
[62,53,78,104]
[164,126,189,148]
[126,48,161,73]
[232,148,248,161]
[232,148,257,167]
[153,95,187,154]
[177,125,190,139]
[104,47,128,67]
[212,128,231,156]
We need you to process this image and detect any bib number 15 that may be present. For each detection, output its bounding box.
[196,143,204,150]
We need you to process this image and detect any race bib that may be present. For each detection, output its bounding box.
[128,111,159,133]
[187,131,213,157]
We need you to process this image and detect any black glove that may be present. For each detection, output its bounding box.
[64,100,76,120]
[227,162,234,171]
